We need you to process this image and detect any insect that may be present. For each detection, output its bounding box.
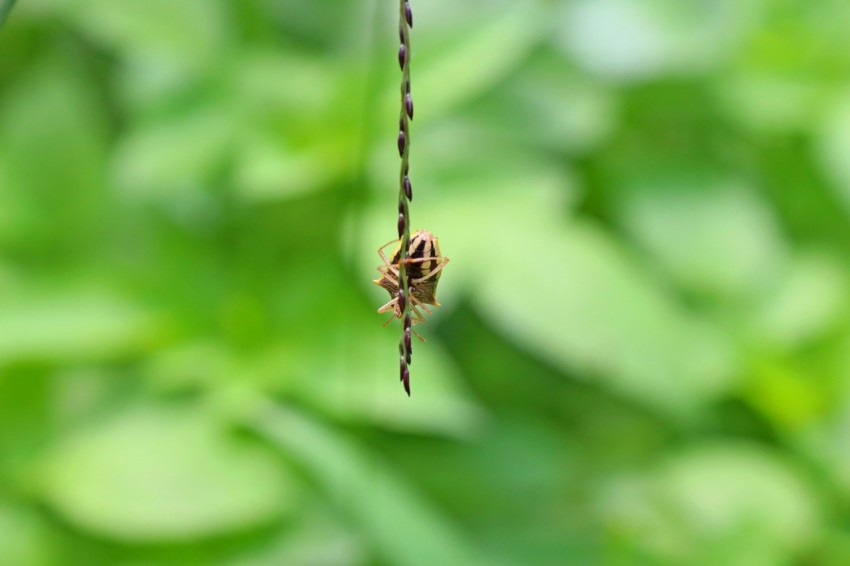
[374,230,449,337]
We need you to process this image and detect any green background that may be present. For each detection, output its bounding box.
[2,0,850,564]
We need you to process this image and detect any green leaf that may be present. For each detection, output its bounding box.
[558,0,761,81]
[36,404,297,542]
[617,180,786,300]
[233,131,346,202]
[248,404,491,566]
[817,94,850,215]
[290,321,486,439]
[143,326,485,438]
[751,251,848,347]
[232,507,365,566]
[508,66,617,154]
[230,51,358,201]
[718,74,825,134]
[0,501,52,566]
[799,396,850,499]
[0,293,155,363]
[64,0,225,70]
[111,102,235,199]
[599,443,820,563]
[0,57,108,250]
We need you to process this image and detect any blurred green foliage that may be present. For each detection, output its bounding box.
[1,0,850,564]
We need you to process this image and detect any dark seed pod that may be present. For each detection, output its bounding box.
[405,94,414,120]
[405,2,413,27]
[404,314,411,330]
[398,44,406,70]
[403,176,412,200]
[397,289,406,312]
[402,367,411,395]
[404,328,412,355]
[397,213,405,238]
[399,25,405,44]
[400,357,407,381]
[398,130,406,156]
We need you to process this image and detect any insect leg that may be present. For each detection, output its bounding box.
[377,238,402,271]
[408,306,428,343]
[408,256,450,284]
[377,296,399,314]
[409,294,433,315]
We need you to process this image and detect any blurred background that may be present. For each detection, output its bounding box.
[1,0,850,564]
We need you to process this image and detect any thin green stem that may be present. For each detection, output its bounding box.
[397,0,413,395]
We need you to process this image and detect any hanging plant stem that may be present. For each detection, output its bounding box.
[396,0,414,395]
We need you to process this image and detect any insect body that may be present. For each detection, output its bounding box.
[374,230,449,333]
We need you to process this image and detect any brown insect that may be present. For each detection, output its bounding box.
[374,230,449,337]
